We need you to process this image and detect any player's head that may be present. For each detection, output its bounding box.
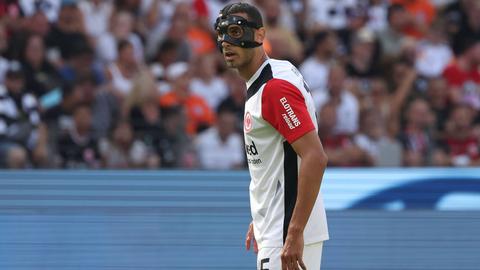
[214,2,265,69]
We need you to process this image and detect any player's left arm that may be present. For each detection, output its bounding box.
[281,130,328,269]
[262,78,328,269]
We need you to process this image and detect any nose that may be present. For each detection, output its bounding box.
[221,40,231,49]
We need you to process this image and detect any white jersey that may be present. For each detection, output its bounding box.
[244,59,329,248]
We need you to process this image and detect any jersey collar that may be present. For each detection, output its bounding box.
[246,58,270,89]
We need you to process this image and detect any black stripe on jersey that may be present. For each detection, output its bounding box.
[283,141,298,243]
[247,64,273,101]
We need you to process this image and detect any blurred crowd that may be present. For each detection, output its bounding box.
[0,0,479,169]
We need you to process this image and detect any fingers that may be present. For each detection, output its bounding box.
[246,223,255,251]
[281,255,306,270]
[298,256,307,270]
[245,228,252,250]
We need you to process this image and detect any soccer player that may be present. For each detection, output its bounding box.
[214,3,329,270]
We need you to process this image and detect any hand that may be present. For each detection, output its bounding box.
[245,222,258,253]
[281,231,306,270]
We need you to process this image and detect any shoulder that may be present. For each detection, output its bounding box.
[269,59,304,85]
[195,128,217,142]
[263,78,302,99]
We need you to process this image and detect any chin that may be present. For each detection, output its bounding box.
[226,61,238,68]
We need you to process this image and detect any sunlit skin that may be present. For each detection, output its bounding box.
[219,13,268,81]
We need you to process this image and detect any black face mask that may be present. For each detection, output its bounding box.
[214,14,262,51]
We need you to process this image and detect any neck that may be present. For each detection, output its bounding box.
[238,51,267,81]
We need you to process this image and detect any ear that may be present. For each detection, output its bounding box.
[255,27,266,43]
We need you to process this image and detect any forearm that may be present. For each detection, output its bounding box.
[287,151,327,235]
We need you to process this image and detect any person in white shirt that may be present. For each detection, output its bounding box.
[96,11,144,64]
[415,24,453,78]
[78,0,113,40]
[299,31,337,95]
[317,64,359,135]
[19,0,61,22]
[194,109,244,170]
[215,3,329,269]
[190,53,229,110]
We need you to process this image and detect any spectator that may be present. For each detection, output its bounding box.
[414,22,453,78]
[391,0,436,39]
[4,11,51,64]
[44,77,96,153]
[106,40,139,98]
[156,106,197,168]
[78,0,114,40]
[194,109,244,170]
[259,0,303,64]
[99,120,157,168]
[0,62,47,168]
[354,108,403,166]
[443,0,480,45]
[366,0,389,33]
[150,39,182,85]
[442,37,480,109]
[57,103,100,169]
[217,69,247,132]
[191,53,228,110]
[398,98,436,166]
[24,10,51,38]
[346,28,382,79]
[126,70,162,149]
[426,77,451,133]
[300,31,337,94]
[147,2,192,62]
[308,0,358,30]
[317,63,360,135]
[437,104,480,167]
[159,62,215,135]
[96,11,144,64]
[336,3,370,53]
[18,0,61,22]
[143,0,181,59]
[378,3,409,59]
[45,2,89,62]
[44,79,91,125]
[318,102,372,167]
[21,34,61,98]
[59,42,104,84]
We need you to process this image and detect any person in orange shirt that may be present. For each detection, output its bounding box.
[390,0,436,39]
[159,62,215,135]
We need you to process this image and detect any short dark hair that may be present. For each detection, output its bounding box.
[219,2,263,28]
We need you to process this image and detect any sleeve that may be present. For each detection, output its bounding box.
[261,78,315,144]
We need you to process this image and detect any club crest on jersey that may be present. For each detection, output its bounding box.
[244,111,253,132]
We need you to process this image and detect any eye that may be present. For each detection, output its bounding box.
[227,25,243,39]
